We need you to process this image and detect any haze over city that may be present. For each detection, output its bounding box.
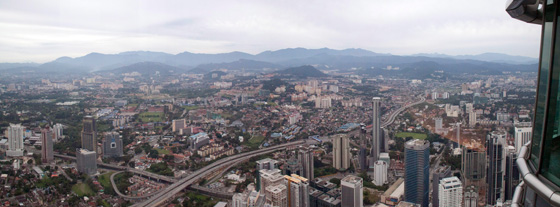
[0,0,541,63]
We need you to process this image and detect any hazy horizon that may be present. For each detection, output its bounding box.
[0,0,542,63]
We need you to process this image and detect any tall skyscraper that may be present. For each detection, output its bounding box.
[332,134,350,170]
[514,126,532,153]
[299,147,314,180]
[81,116,97,153]
[341,175,363,207]
[76,148,97,175]
[103,132,123,158]
[504,146,519,201]
[41,127,54,163]
[404,139,430,207]
[371,97,381,162]
[486,131,507,206]
[507,2,560,206]
[432,166,451,207]
[6,124,24,157]
[438,177,463,207]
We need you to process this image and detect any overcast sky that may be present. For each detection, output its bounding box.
[0,0,542,63]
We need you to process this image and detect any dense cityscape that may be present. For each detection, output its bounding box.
[0,48,540,206]
[3,0,560,207]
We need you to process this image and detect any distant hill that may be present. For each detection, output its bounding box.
[0,48,539,75]
[189,59,281,74]
[413,52,538,64]
[276,65,327,78]
[97,62,184,76]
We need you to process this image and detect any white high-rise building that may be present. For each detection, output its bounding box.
[469,110,477,127]
[6,124,24,157]
[332,134,350,170]
[373,160,388,186]
[341,175,363,207]
[438,177,463,207]
[265,184,288,207]
[53,123,64,141]
[514,126,532,153]
[435,118,443,133]
[432,91,438,100]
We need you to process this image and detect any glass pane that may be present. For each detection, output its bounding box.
[531,1,556,168]
[541,0,560,186]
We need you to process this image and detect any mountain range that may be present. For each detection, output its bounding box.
[0,48,539,77]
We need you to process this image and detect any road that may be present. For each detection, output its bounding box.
[53,153,177,183]
[134,140,305,207]
[381,96,426,128]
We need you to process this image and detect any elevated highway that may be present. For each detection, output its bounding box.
[134,140,305,207]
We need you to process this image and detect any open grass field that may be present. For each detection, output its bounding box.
[98,172,114,189]
[138,112,164,122]
[244,135,265,149]
[72,183,95,197]
[395,132,427,140]
[155,148,170,155]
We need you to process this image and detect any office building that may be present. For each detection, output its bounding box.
[81,116,97,152]
[341,175,363,207]
[53,123,63,141]
[256,158,279,192]
[514,126,532,153]
[404,139,430,207]
[373,160,387,186]
[103,132,123,158]
[461,146,486,184]
[332,134,350,170]
[172,119,185,133]
[188,132,210,150]
[432,166,451,207]
[504,146,520,201]
[507,1,560,206]
[371,97,381,162]
[285,174,310,207]
[486,131,507,206]
[76,148,97,175]
[299,147,314,180]
[438,177,463,207]
[6,124,24,157]
[256,158,278,170]
[41,127,54,163]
